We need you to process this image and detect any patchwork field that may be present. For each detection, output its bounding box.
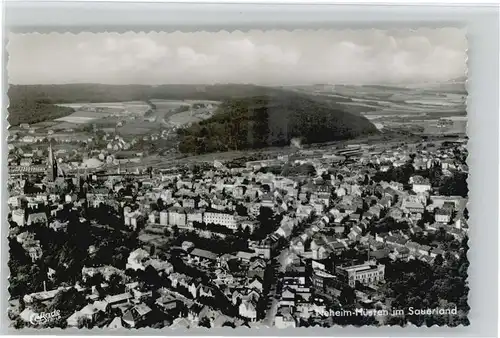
[150,99,220,127]
[291,81,467,135]
[117,120,163,136]
[55,101,151,124]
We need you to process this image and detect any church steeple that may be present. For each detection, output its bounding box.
[47,141,58,182]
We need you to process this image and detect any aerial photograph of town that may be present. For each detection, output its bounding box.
[6,28,469,329]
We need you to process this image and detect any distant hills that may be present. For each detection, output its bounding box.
[8,84,379,153]
[8,84,292,104]
[6,84,284,126]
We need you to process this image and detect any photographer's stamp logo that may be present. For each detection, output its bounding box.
[29,310,61,326]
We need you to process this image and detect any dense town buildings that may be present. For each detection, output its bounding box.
[7,136,469,329]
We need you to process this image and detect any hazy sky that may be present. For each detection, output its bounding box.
[8,28,467,85]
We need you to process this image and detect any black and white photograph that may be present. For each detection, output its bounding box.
[6,28,469,329]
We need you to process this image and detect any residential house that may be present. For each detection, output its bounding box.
[390,247,410,261]
[106,317,124,329]
[66,300,110,327]
[235,251,256,263]
[105,292,134,307]
[248,259,267,279]
[275,306,296,329]
[435,208,452,224]
[12,209,25,226]
[276,222,293,238]
[411,176,431,193]
[126,248,150,270]
[418,245,432,256]
[248,277,263,293]
[239,299,257,321]
[402,198,425,216]
[122,303,153,328]
[280,287,296,307]
[26,212,48,226]
[430,247,445,258]
[189,248,218,263]
[240,219,259,233]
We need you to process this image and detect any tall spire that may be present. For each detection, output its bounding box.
[47,141,58,182]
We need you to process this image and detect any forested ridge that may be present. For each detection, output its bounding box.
[8,97,74,126]
[177,93,379,154]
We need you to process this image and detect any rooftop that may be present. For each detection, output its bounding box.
[190,248,218,260]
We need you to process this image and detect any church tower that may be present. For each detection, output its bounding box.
[47,142,58,182]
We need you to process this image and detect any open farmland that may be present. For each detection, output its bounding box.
[290,80,467,136]
[46,99,220,137]
[149,99,188,122]
[54,101,151,124]
[116,119,163,136]
[150,99,220,127]
[54,111,107,124]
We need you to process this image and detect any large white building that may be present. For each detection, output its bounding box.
[12,209,25,227]
[203,211,237,229]
[337,261,385,288]
[159,211,169,225]
[168,207,187,227]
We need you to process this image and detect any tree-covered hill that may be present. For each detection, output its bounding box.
[8,98,74,127]
[177,92,379,154]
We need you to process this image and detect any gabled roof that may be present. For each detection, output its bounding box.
[171,317,191,329]
[235,251,255,261]
[190,248,218,260]
[107,316,124,329]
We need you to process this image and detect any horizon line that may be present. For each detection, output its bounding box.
[8,78,467,87]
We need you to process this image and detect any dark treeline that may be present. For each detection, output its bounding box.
[8,84,288,104]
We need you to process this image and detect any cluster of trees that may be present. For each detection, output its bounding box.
[8,237,48,298]
[373,163,415,186]
[172,230,249,255]
[252,207,282,241]
[256,165,284,175]
[372,159,468,198]
[438,172,468,197]
[281,163,316,177]
[178,93,378,154]
[23,180,45,194]
[8,97,74,126]
[410,228,462,251]
[13,287,90,329]
[86,204,123,229]
[9,211,138,298]
[382,241,469,327]
[416,161,468,197]
[370,217,410,235]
